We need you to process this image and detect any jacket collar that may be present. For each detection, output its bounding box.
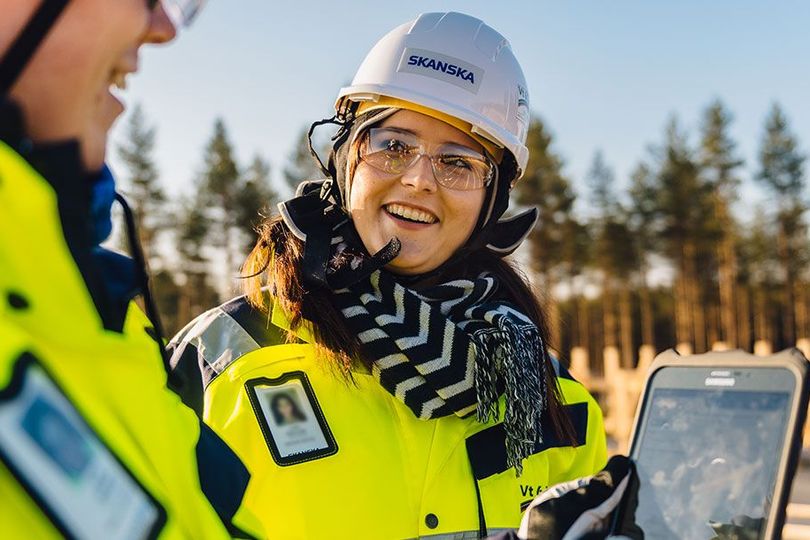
[0,98,136,333]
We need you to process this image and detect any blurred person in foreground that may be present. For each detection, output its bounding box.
[0,0,261,537]
[168,11,607,538]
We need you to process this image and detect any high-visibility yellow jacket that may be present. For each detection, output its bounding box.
[0,139,262,539]
[169,293,608,539]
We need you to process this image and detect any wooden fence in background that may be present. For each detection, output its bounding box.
[566,340,810,454]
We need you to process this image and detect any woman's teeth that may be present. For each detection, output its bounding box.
[110,72,128,91]
[385,203,438,224]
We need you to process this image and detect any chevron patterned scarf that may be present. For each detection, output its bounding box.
[330,264,550,474]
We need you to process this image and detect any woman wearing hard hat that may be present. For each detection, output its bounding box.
[169,12,607,538]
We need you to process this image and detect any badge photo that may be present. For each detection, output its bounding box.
[245,371,337,466]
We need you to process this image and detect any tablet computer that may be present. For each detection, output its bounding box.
[614,348,809,540]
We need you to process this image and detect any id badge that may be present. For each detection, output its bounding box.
[246,371,338,466]
[0,354,165,540]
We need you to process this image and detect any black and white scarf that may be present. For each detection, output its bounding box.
[329,259,550,474]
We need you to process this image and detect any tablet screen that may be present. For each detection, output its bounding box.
[633,381,791,539]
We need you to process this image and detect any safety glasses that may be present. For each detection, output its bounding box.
[147,0,206,29]
[360,127,494,191]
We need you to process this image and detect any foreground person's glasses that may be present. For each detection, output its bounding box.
[148,0,206,28]
[360,127,494,191]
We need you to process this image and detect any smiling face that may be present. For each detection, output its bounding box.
[2,0,176,171]
[348,110,488,276]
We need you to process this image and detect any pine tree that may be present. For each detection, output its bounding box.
[561,217,592,355]
[283,126,329,195]
[738,209,780,348]
[698,99,744,348]
[513,117,577,350]
[650,116,717,352]
[756,103,808,346]
[587,151,618,353]
[587,151,617,212]
[515,118,576,278]
[175,195,220,326]
[116,104,185,333]
[758,104,806,196]
[199,118,243,278]
[235,155,279,257]
[628,161,658,350]
[116,104,165,264]
[587,151,637,367]
[151,269,183,336]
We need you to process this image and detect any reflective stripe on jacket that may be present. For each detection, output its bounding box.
[0,140,261,539]
[169,294,608,539]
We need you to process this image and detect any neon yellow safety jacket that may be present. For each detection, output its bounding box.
[0,138,262,539]
[169,294,608,539]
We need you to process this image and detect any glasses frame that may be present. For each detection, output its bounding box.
[358,128,495,191]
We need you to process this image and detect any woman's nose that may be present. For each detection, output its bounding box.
[144,4,178,45]
[400,154,438,193]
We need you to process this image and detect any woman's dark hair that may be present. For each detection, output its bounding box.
[270,392,306,424]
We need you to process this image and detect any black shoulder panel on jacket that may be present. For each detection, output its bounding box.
[166,340,206,415]
[195,421,256,539]
[167,295,297,413]
[465,402,589,480]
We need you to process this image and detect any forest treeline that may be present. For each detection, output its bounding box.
[114,99,808,368]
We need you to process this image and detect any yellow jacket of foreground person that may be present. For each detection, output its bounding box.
[0,141,261,539]
[169,294,608,539]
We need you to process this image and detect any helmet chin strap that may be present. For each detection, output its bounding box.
[0,0,70,95]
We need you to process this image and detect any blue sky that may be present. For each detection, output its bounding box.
[109,0,810,211]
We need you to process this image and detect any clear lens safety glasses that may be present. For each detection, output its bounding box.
[155,0,206,29]
[360,127,494,191]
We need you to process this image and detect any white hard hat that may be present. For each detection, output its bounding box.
[335,12,531,179]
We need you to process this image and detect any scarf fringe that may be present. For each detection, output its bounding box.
[474,320,547,476]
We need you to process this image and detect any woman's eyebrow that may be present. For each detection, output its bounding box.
[378,126,419,137]
[378,126,482,153]
[440,141,484,154]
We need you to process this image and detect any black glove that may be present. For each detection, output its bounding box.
[490,456,643,540]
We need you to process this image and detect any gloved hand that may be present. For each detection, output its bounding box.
[489,456,642,540]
